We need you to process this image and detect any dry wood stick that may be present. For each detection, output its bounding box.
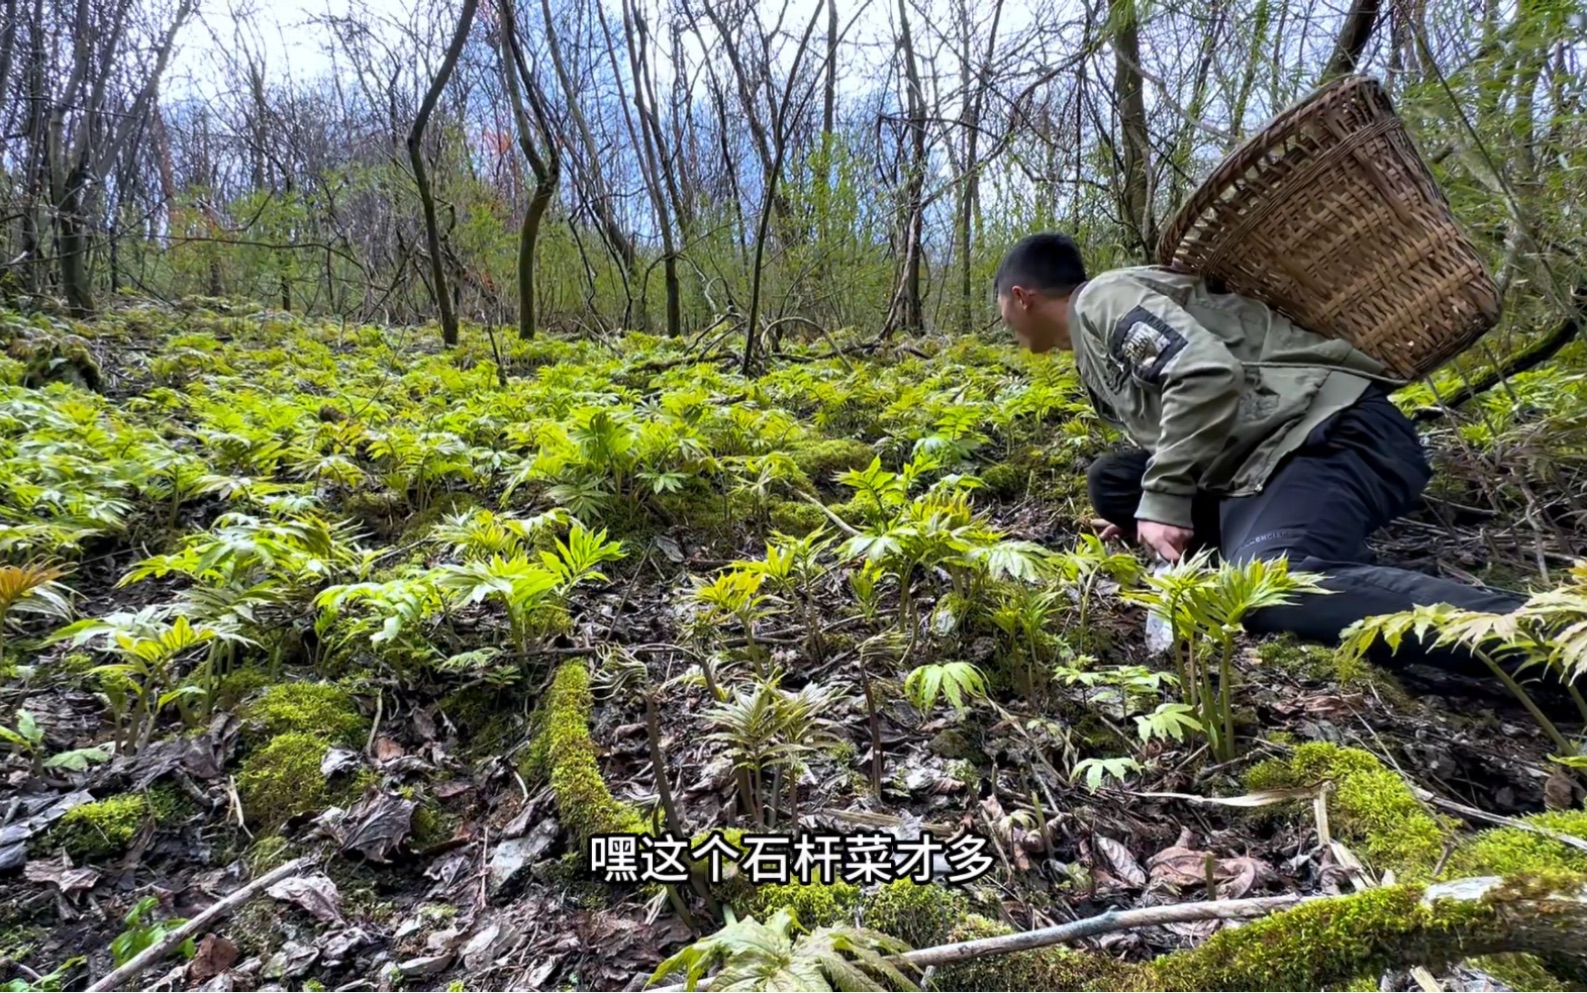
[892,892,1309,968]
[86,857,313,992]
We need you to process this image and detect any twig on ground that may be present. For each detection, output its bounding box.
[644,892,1311,991]
[86,857,314,992]
[1416,789,1587,853]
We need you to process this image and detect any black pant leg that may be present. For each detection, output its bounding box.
[1087,449,1151,542]
[1086,448,1221,548]
[1218,390,1528,677]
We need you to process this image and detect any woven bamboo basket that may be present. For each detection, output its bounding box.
[1156,73,1501,380]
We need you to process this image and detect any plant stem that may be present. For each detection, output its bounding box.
[644,692,683,835]
[1218,632,1236,761]
[1475,647,1574,756]
[767,766,782,828]
[860,668,883,797]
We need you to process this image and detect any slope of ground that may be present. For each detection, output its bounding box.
[0,299,1584,992]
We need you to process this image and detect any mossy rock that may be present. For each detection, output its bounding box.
[977,462,1028,499]
[736,880,862,930]
[236,732,368,828]
[788,438,877,483]
[861,879,971,948]
[43,791,162,861]
[238,681,368,748]
[767,500,831,537]
[8,331,103,392]
[1244,742,1450,880]
[524,662,646,845]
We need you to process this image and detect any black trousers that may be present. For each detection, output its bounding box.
[1087,386,1530,681]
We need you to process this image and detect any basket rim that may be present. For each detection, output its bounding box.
[1156,73,1386,266]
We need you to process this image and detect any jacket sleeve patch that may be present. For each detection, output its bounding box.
[1108,306,1187,385]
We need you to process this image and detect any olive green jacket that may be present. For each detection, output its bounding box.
[1069,265,1394,529]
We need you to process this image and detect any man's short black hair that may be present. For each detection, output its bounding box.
[993,232,1087,298]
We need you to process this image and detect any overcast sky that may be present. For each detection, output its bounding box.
[164,0,1048,107]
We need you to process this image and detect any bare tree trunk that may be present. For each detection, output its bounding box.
[956,0,1004,335]
[407,0,478,347]
[499,0,560,339]
[1112,0,1153,258]
[619,0,683,337]
[539,0,637,283]
[822,0,837,137]
[742,0,828,374]
[887,0,927,337]
[0,0,18,147]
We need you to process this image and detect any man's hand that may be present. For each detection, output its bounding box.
[1088,517,1123,541]
[1137,520,1193,562]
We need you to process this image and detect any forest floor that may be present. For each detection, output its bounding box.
[0,298,1584,993]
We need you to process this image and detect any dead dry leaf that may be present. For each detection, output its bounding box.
[24,853,99,894]
[267,873,345,924]
[340,791,415,862]
[1092,835,1147,888]
[187,934,240,983]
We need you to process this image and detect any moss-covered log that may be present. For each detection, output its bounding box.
[531,661,647,844]
[1141,873,1587,990]
[650,873,1587,992]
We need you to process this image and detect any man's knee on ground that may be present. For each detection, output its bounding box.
[1224,528,1314,567]
[1086,450,1145,526]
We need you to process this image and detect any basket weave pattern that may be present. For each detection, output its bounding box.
[1156,74,1501,379]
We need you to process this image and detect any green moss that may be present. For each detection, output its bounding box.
[410,794,460,849]
[237,732,342,828]
[239,681,368,748]
[246,835,293,874]
[1142,872,1587,991]
[1255,636,1352,682]
[1448,810,1587,877]
[738,880,862,930]
[213,667,272,711]
[1244,743,1448,879]
[978,463,1027,499]
[933,913,1114,991]
[524,662,646,845]
[788,438,877,482]
[46,793,151,860]
[861,880,971,948]
[767,500,830,536]
[1469,954,1571,992]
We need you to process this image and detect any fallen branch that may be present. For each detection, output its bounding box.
[644,892,1309,991]
[86,856,314,992]
[645,872,1587,991]
[893,892,1309,969]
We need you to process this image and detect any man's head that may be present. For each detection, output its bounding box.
[994,232,1087,353]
